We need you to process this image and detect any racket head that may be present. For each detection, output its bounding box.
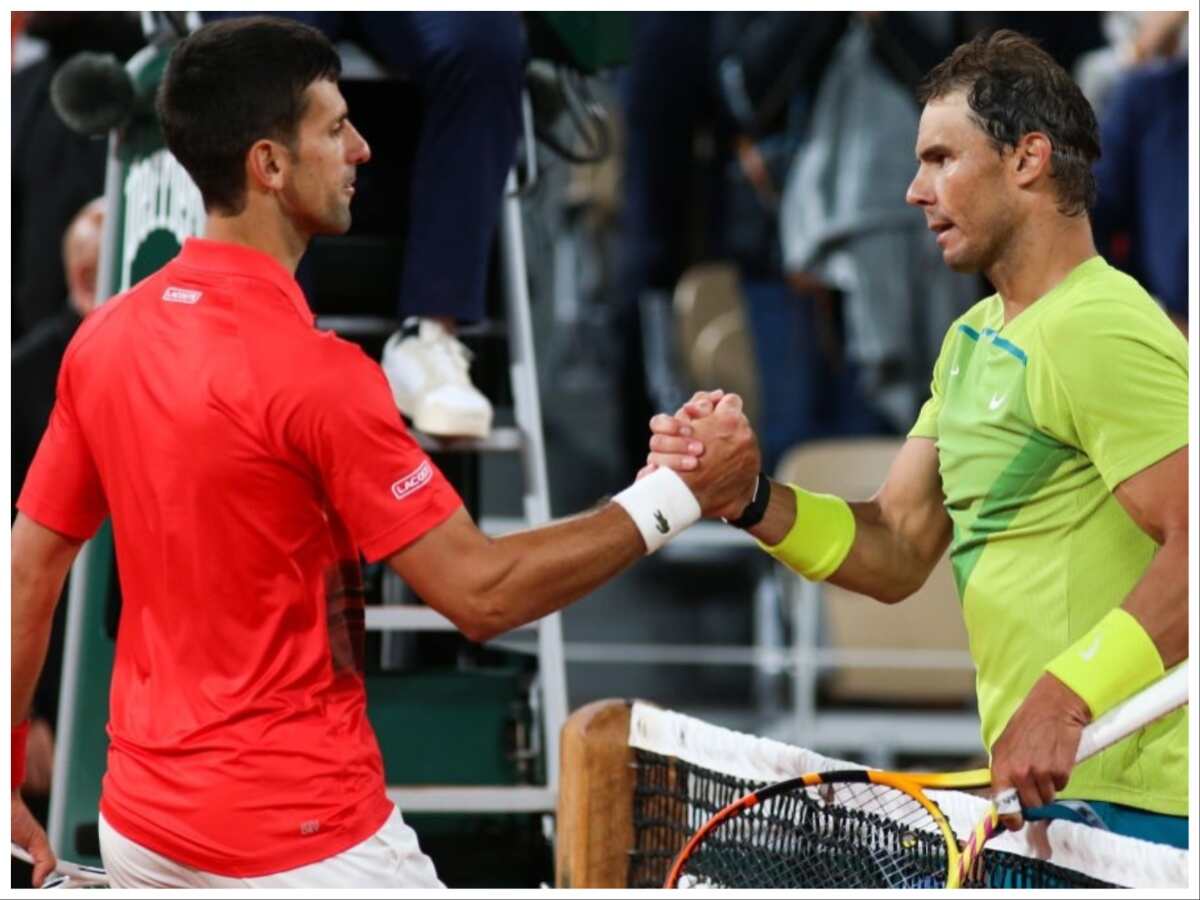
[664,769,964,889]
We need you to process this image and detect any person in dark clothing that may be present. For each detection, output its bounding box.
[11,13,143,343]
[1091,58,1188,332]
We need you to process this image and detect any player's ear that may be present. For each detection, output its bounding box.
[246,139,288,194]
[1011,132,1052,189]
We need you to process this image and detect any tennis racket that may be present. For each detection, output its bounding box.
[11,842,110,889]
[664,663,1188,889]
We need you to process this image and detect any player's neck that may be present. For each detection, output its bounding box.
[987,216,1098,324]
[204,204,309,275]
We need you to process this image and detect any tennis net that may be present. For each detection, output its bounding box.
[626,702,1189,889]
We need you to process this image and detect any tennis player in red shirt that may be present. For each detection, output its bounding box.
[11,17,759,888]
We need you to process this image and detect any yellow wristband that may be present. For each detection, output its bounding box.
[1045,608,1164,718]
[758,484,855,581]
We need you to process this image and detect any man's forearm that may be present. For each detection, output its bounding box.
[1040,523,1187,732]
[830,500,949,602]
[11,568,69,724]
[12,515,83,723]
[749,478,949,603]
[1119,529,1188,668]
[408,502,670,643]
[482,504,648,638]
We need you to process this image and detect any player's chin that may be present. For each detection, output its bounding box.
[317,208,353,236]
[941,248,979,275]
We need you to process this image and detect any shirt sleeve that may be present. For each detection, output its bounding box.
[17,358,109,540]
[278,340,463,563]
[1026,295,1188,492]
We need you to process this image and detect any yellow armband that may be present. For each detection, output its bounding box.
[1045,608,1164,718]
[758,484,855,581]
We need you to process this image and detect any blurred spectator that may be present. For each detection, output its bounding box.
[12,198,106,501]
[208,12,525,438]
[1076,11,1189,118]
[616,13,984,473]
[617,13,879,475]
[62,197,106,319]
[779,13,978,436]
[616,11,724,477]
[1128,11,1190,63]
[962,11,1105,74]
[715,12,892,469]
[11,12,142,344]
[1091,56,1189,334]
[11,11,46,71]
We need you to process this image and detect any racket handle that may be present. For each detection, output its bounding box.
[1074,663,1188,763]
[992,788,1021,815]
[955,805,1005,886]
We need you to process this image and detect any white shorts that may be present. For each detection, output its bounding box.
[98,806,444,888]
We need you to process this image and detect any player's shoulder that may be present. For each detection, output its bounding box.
[283,323,378,374]
[1039,257,1178,343]
[258,322,387,402]
[1030,258,1187,383]
[61,267,168,366]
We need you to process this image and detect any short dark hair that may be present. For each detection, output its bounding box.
[157,16,341,214]
[917,29,1100,217]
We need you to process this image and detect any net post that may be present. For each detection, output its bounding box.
[555,698,635,887]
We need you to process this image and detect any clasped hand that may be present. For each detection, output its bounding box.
[640,389,760,522]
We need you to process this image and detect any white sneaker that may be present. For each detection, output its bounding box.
[380,319,493,439]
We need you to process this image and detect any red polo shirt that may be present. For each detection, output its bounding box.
[18,238,462,876]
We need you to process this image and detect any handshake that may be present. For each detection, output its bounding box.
[639,388,761,524]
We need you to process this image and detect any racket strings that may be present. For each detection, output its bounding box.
[676,780,950,888]
[632,742,1147,889]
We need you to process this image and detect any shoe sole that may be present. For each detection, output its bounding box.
[413,405,493,440]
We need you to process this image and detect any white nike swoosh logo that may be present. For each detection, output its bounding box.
[988,394,1006,410]
[950,366,960,376]
[1080,637,1101,662]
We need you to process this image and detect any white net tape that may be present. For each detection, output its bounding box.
[630,702,1189,889]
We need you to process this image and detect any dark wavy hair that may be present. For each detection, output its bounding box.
[917,29,1100,217]
[157,17,342,214]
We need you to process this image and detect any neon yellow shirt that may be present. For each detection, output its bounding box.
[910,256,1188,814]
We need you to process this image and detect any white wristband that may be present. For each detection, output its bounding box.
[612,467,702,555]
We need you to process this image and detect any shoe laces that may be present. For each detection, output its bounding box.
[426,330,475,384]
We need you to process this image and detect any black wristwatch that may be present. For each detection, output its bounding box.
[725,472,770,530]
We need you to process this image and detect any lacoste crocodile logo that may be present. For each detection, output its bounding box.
[654,510,669,534]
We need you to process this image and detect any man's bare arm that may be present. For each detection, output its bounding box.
[388,503,645,642]
[388,394,760,642]
[748,437,952,602]
[12,513,83,722]
[1110,445,1188,668]
[648,395,951,604]
[11,512,82,886]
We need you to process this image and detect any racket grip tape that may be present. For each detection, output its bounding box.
[955,806,1002,886]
